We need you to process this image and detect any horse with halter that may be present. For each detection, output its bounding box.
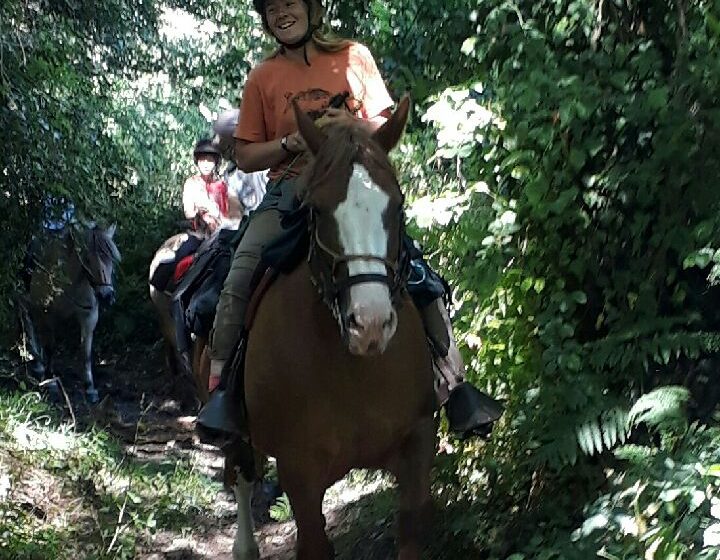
[20,223,120,404]
[229,97,436,560]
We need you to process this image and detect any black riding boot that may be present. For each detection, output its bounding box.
[196,337,247,443]
[420,298,504,438]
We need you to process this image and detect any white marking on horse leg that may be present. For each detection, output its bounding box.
[18,299,45,368]
[334,163,397,353]
[232,477,259,560]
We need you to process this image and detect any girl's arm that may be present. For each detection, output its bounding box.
[234,134,307,173]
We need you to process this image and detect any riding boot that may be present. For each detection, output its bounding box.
[196,336,247,442]
[420,298,504,438]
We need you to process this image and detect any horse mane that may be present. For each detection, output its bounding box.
[297,121,401,204]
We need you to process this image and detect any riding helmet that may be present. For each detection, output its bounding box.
[193,138,222,163]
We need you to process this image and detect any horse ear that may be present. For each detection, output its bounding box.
[293,101,325,155]
[106,223,117,238]
[372,95,411,153]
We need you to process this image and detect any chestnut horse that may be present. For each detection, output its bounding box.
[230,97,436,560]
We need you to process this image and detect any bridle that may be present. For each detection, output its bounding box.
[306,205,410,324]
[69,230,114,291]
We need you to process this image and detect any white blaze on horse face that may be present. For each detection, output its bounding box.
[334,163,398,355]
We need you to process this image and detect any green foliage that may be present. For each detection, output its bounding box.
[401,0,720,555]
[628,385,690,434]
[0,392,219,559]
[0,0,263,341]
[269,493,294,522]
[521,401,720,559]
[415,0,720,464]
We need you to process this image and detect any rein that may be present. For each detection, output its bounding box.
[68,229,113,290]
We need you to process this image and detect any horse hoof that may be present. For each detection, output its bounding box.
[86,388,99,404]
[232,545,259,560]
[42,379,61,403]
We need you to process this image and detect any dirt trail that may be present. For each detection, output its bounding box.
[41,344,398,560]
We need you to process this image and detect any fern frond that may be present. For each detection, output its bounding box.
[576,407,630,456]
[627,386,690,432]
[614,444,657,466]
[535,433,579,469]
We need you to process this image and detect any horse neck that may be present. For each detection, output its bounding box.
[65,241,97,304]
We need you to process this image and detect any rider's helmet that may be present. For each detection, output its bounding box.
[252,0,325,38]
[193,138,222,164]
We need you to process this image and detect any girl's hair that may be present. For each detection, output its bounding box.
[266,27,352,58]
[310,26,353,53]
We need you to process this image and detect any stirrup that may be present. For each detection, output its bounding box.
[446,382,504,439]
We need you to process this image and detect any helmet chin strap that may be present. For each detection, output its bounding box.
[275,25,317,66]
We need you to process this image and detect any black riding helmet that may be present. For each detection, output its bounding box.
[252,0,324,48]
[193,138,222,164]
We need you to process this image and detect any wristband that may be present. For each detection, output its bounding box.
[280,135,293,153]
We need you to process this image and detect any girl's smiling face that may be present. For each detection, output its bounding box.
[265,0,309,44]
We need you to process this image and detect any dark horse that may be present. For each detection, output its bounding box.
[20,224,120,403]
[230,97,436,560]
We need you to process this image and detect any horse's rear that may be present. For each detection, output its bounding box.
[149,232,191,378]
[149,231,211,404]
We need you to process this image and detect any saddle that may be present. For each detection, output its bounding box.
[171,228,237,354]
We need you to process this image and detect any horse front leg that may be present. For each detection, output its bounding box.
[232,474,260,560]
[79,305,100,404]
[387,416,436,560]
[277,457,334,560]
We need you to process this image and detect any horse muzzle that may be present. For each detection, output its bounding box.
[96,286,115,306]
[344,303,398,357]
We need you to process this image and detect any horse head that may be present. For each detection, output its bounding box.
[76,224,121,306]
[294,97,411,356]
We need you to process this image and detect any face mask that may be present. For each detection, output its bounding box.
[197,159,217,176]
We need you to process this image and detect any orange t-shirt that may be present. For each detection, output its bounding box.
[234,42,394,181]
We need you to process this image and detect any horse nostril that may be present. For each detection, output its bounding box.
[348,313,360,329]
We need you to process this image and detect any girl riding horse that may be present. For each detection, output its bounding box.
[202,0,503,439]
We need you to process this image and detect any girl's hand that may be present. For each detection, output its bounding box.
[286,132,308,153]
[319,107,355,126]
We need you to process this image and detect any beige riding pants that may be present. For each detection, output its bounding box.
[208,208,284,361]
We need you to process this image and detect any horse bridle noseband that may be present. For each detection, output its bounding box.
[306,207,410,319]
